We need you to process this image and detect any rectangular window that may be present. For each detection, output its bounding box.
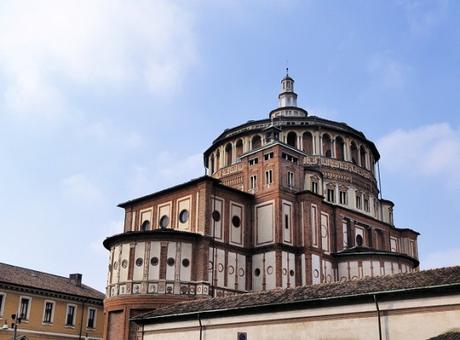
[311,205,318,247]
[265,170,273,185]
[339,191,347,205]
[284,214,289,230]
[87,308,96,329]
[321,213,330,252]
[281,153,298,163]
[327,188,335,203]
[19,297,31,320]
[311,181,318,194]
[0,293,5,317]
[364,197,370,212]
[390,237,397,252]
[66,304,76,326]
[43,301,54,323]
[264,152,273,160]
[342,221,348,248]
[250,175,257,190]
[287,171,294,187]
[356,195,362,209]
[249,158,258,166]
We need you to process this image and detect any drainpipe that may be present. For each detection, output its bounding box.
[198,313,203,340]
[373,295,382,340]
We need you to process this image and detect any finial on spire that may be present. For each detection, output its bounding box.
[286,67,289,76]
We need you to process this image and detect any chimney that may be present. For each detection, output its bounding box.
[69,273,82,287]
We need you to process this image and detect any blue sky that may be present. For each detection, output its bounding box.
[0,0,459,291]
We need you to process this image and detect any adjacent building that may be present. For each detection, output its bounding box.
[103,73,420,339]
[134,266,460,340]
[0,262,104,340]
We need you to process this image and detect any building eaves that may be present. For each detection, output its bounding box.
[133,266,460,324]
[0,262,105,301]
[118,176,253,209]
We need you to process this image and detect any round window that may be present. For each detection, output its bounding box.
[212,210,221,222]
[159,215,169,228]
[182,258,190,267]
[113,261,118,270]
[232,215,241,228]
[121,260,128,269]
[141,220,150,231]
[150,257,159,266]
[135,258,143,267]
[167,257,175,266]
[179,209,189,223]
[289,269,295,277]
[254,268,261,277]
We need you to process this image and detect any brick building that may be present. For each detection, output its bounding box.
[0,262,104,340]
[103,73,420,339]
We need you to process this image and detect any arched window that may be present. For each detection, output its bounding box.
[360,146,367,169]
[302,131,313,154]
[350,142,358,165]
[235,139,243,158]
[225,143,232,167]
[210,155,215,174]
[335,136,345,160]
[322,134,332,157]
[286,131,297,148]
[215,150,220,170]
[251,135,261,150]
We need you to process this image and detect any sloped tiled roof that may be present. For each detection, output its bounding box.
[428,331,460,340]
[136,266,460,322]
[0,262,105,302]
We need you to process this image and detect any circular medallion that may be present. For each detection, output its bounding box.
[232,215,241,228]
[159,215,169,228]
[212,210,221,222]
[179,209,189,223]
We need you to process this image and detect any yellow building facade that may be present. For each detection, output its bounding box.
[0,263,104,340]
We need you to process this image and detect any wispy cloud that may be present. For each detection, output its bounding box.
[129,152,204,197]
[367,53,407,90]
[61,173,104,204]
[398,0,449,36]
[0,0,197,119]
[378,123,460,184]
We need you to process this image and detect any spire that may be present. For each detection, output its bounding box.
[269,71,307,119]
[279,71,297,108]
